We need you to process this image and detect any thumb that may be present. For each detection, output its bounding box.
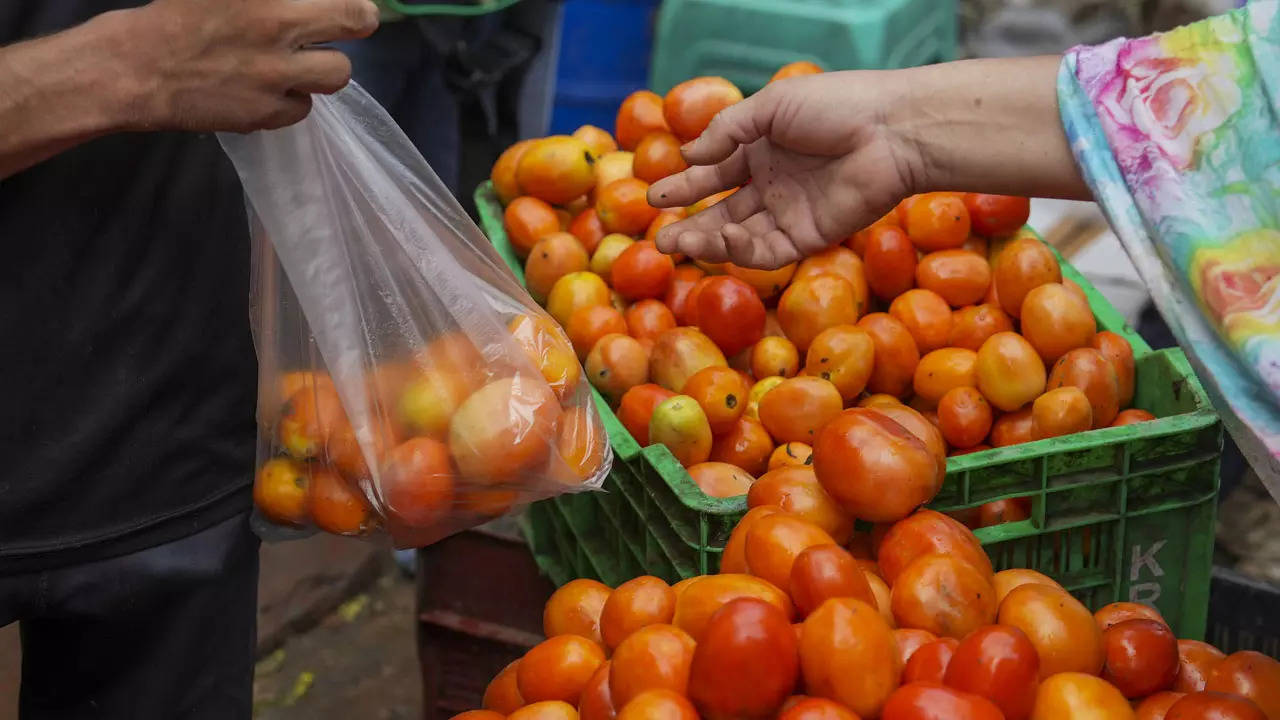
[681,92,772,166]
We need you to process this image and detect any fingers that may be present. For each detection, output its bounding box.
[285,0,381,45]
[681,89,773,166]
[287,48,354,95]
[258,93,315,130]
[648,145,749,208]
[653,184,761,254]
[724,213,804,270]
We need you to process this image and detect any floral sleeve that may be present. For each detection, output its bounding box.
[1058,0,1280,483]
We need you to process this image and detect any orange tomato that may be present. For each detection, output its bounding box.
[578,661,616,720]
[758,376,844,444]
[744,513,838,591]
[778,275,862,353]
[1174,639,1227,692]
[916,250,992,307]
[649,327,728,392]
[769,441,814,470]
[1205,651,1280,720]
[890,554,997,638]
[633,131,688,184]
[882,682,1005,720]
[945,626,1041,720]
[308,467,371,536]
[617,383,676,446]
[687,461,754,498]
[728,262,799,302]
[976,331,1047,412]
[1091,331,1136,409]
[864,571,896,627]
[543,578,612,647]
[597,178,660,236]
[1101,618,1179,698]
[689,597,800,719]
[1030,386,1093,439]
[993,236,1062,318]
[813,409,941,523]
[804,325,875,402]
[709,416,774,476]
[1047,347,1121,428]
[609,624,695,707]
[492,139,536,204]
[517,135,598,206]
[905,192,972,251]
[555,405,607,484]
[1020,282,1096,363]
[894,628,939,668]
[964,194,1031,237]
[517,634,607,705]
[890,289,954,353]
[720,506,783,574]
[748,466,853,544]
[992,568,1065,605]
[484,659,525,714]
[547,270,611,326]
[902,638,959,685]
[790,544,876,618]
[771,60,824,82]
[616,90,671,151]
[1166,692,1267,720]
[1135,692,1185,720]
[977,496,1031,527]
[645,208,685,244]
[616,690,697,720]
[877,508,993,585]
[450,711,505,720]
[254,457,309,526]
[624,299,677,343]
[611,240,675,301]
[1094,601,1168,632]
[865,225,918,301]
[793,246,871,318]
[568,304,628,358]
[799,598,900,719]
[989,407,1034,447]
[687,188,738,217]
[752,336,801,379]
[937,386,994,449]
[998,583,1103,678]
[777,697,861,720]
[695,276,768,357]
[912,347,978,406]
[508,701,580,720]
[673,574,794,643]
[1030,673,1135,720]
[682,366,750,436]
[858,312,921,398]
[949,304,1015,351]
[600,576,677,651]
[379,437,456,528]
[573,124,618,156]
[663,76,744,142]
[1112,408,1156,426]
[527,232,591,304]
[585,333,650,403]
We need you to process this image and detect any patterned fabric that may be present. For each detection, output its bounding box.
[1058,0,1280,478]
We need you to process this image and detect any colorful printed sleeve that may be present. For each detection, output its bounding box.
[1058,0,1280,482]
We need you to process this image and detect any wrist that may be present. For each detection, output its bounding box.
[80,8,158,132]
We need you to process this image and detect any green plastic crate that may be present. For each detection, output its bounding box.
[475,182,1222,639]
[649,0,958,95]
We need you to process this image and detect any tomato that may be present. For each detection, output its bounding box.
[1030,672,1135,720]
[543,578,612,648]
[579,661,616,720]
[1047,347,1121,428]
[992,569,1064,605]
[646,209,685,247]
[1090,331,1136,408]
[596,576,676,652]
[870,404,948,485]
[744,513,839,591]
[517,136,597,206]
[890,289,954,353]
[864,571,897,628]
[771,60,824,82]
[598,178,661,237]
[1094,602,1167,632]
[793,247,871,318]
[518,634,607,705]
[687,461,754,498]
[903,638,958,685]
[1166,692,1268,720]
[695,275,768,356]
[723,263,796,303]
[769,442,814,470]
[989,407,1034,447]
[595,151,636,195]
[308,467,371,536]
[585,333,650,403]
[649,327,728,393]
[1030,386,1093,439]
[616,690,698,720]
[1020,283,1096,364]
[528,232,592,304]
[1100,618,1179,698]
[625,299,677,343]
[611,240,675,301]
[746,376,785,421]
[965,194,1031,237]
[905,192,972,252]
[663,76,744,143]
[805,325,876,402]
[568,304,629,359]
[617,384,676,447]
[865,225,919,301]
[547,271,612,326]
[616,90,670,151]
[484,659,525,714]
[758,376,844,444]
[1135,692,1186,720]
[664,264,706,324]
[633,130,688,183]
[944,624,1038,719]
[450,711,505,720]
[1205,651,1280,720]
[254,458,310,526]
[748,466,853,544]
[506,196,563,257]
[749,337,799,380]
[568,207,607,255]
[998,583,1103,678]
[673,574,794,643]
[379,435,458,529]
[689,597,800,719]
[858,312,922,398]
[949,304,1015,351]
[590,233,635,279]
[977,497,1031,527]
[883,683,1005,720]
[508,701,580,720]
[1111,409,1156,426]
[877,509,994,585]
[709,416,774,476]
[913,347,979,405]
[790,544,876,617]
[976,332,1047,412]
[916,250,992,307]
[649,394,714,467]
[813,409,941,523]
[778,275,862,353]
[800,598,900,718]
[609,624,696,707]
[1174,639,1227,692]
[937,386,994,449]
[895,628,940,667]
[492,139,535,204]
[993,236,1062,318]
[890,554,997,638]
[721,506,783,574]
[777,697,861,720]
[681,366,750,436]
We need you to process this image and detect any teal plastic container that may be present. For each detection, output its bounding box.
[649,0,958,94]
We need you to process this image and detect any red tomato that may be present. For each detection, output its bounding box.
[1166,692,1268,720]
[944,624,1040,720]
[903,638,958,685]
[865,225,918,301]
[964,194,1031,237]
[695,275,767,357]
[882,682,1004,720]
[1136,692,1186,720]
[688,597,800,720]
[1174,639,1227,692]
[777,697,861,720]
[1204,651,1280,720]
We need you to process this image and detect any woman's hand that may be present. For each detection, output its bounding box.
[649,56,1089,270]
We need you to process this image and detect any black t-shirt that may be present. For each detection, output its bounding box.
[0,2,257,572]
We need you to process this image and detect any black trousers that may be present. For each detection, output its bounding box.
[0,513,259,719]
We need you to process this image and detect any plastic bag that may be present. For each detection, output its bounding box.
[220,84,611,548]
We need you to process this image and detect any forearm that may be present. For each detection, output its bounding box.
[0,10,142,179]
[890,55,1091,201]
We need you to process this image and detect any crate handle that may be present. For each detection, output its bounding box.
[973,517,1043,544]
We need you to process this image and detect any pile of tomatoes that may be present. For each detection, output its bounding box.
[449,502,1278,720]
[490,61,1155,524]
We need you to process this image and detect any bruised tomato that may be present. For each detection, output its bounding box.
[683,366,751,436]
[688,598,800,720]
[769,442,814,470]
[858,312,921,398]
[752,336,801,379]
[813,409,941,523]
[890,554,997,639]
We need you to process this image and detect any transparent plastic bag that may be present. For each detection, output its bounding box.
[220,84,610,548]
